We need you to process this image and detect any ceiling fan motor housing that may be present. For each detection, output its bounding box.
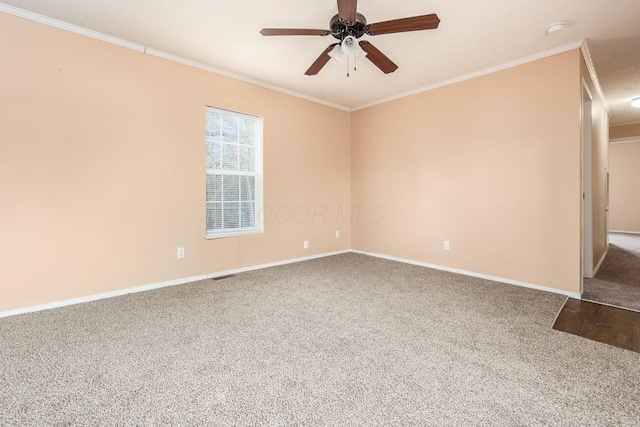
[330,13,367,40]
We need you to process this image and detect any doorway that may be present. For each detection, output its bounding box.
[582,84,593,279]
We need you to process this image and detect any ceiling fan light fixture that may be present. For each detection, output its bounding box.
[631,97,640,108]
[340,36,358,54]
[328,44,344,62]
[340,36,367,58]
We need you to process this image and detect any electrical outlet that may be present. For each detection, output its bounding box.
[335,230,340,238]
[177,247,185,259]
[303,240,309,249]
[444,240,450,251]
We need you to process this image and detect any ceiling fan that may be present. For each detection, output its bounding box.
[260,0,440,76]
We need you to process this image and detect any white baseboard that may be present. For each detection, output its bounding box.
[609,230,640,235]
[351,249,582,299]
[205,250,350,279]
[591,249,608,277]
[580,297,640,313]
[0,250,350,318]
[1,248,581,318]
[0,274,207,318]
[550,297,570,328]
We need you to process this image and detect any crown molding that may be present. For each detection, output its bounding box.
[0,3,145,52]
[0,4,351,112]
[610,136,640,144]
[610,119,640,127]
[579,41,609,114]
[351,40,586,111]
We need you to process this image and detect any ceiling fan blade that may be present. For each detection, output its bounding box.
[305,44,338,76]
[337,0,358,24]
[359,41,398,74]
[365,14,440,35]
[260,28,331,36]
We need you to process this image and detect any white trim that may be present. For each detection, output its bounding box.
[0,250,350,318]
[609,230,640,235]
[610,119,640,127]
[205,250,350,279]
[581,78,594,104]
[550,297,570,328]
[0,248,584,318]
[0,4,350,113]
[579,41,609,113]
[0,274,208,318]
[581,83,594,279]
[351,40,585,111]
[0,3,145,52]
[580,298,640,314]
[592,248,608,277]
[351,249,582,299]
[205,228,265,240]
[610,136,640,145]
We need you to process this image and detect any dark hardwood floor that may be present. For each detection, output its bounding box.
[553,298,640,353]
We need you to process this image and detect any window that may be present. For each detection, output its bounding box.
[205,107,263,239]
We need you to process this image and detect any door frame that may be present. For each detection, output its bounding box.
[582,81,594,280]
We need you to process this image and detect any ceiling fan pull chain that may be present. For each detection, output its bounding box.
[347,55,350,77]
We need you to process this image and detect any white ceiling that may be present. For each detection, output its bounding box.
[2,0,640,123]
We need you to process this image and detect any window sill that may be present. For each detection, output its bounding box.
[205,228,264,240]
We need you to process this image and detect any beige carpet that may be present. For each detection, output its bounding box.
[1,253,639,425]
[583,232,640,312]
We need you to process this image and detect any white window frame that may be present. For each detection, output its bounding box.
[205,106,263,239]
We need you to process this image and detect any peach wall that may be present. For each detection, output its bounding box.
[610,123,640,140]
[0,13,351,311]
[609,140,640,233]
[580,56,610,273]
[351,50,582,294]
[1,10,598,312]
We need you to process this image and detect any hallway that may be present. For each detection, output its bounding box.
[583,232,640,312]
